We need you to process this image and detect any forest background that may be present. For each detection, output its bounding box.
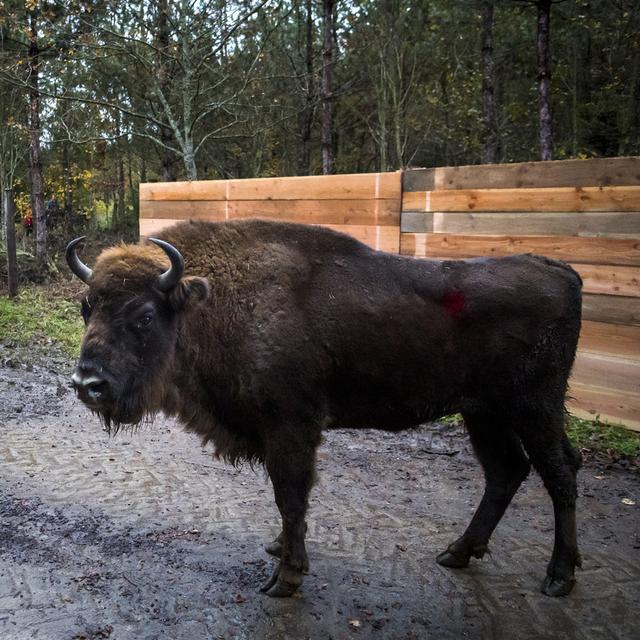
[0,0,638,264]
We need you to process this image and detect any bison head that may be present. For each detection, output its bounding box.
[66,237,209,432]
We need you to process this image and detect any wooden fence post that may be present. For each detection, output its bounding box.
[3,188,18,298]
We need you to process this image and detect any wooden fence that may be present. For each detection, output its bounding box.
[140,157,640,431]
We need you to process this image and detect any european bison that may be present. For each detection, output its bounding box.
[66,219,583,598]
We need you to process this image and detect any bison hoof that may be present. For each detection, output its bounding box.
[541,575,575,597]
[436,548,470,569]
[265,539,282,558]
[436,542,488,569]
[260,562,304,598]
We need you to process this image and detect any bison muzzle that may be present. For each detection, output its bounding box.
[67,219,583,598]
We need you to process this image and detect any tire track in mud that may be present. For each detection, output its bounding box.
[1,361,639,639]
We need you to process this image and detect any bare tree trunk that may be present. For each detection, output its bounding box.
[128,146,138,219]
[62,140,73,214]
[117,158,125,228]
[299,0,314,175]
[481,1,498,163]
[3,189,18,298]
[28,9,46,262]
[157,0,177,181]
[321,0,335,175]
[537,0,553,160]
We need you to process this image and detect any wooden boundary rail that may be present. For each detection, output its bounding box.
[141,157,640,431]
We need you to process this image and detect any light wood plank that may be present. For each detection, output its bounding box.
[417,210,640,237]
[403,156,640,191]
[578,321,640,358]
[400,233,640,266]
[319,224,400,253]
[573,264,640,298]
[403,186,640,213]
[572,351,640,395]
[141,172,401,202]
[141,198,400,226]
[140,218,183,237]
[141,218,400,253]
[140,200,228,220]
[567,383,640,431]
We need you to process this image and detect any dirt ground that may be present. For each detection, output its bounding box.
[0,348,638,640]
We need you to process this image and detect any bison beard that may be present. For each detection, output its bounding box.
[67,219,583,599]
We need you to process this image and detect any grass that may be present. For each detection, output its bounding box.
[565,413,640,458]
[0,286,84,357]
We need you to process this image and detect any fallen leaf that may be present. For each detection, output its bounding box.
[348,619,361,629]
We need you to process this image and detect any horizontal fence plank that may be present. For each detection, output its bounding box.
[582,294,640,326]
[318,224,400,253]
[140,218,181,237]
[574,264,640,297]
[567,383,640,431]
[402,186,640,213]
[400,210,434,233]
[141,219,400,253]
[141,172,401,202]
[399,233,640,266]
[572,351,640,395]
[140,200,228,220]
[579,321,640,358]
[403,156,640,191]
[141,198,400,226]
[398,210,640,237]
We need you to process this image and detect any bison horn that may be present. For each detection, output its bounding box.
[66,237,93,284]
[148,238,184,292]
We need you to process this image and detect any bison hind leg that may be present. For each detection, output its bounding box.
[517,413,582,597]
[265,521,309,571]
[437,412,530,570]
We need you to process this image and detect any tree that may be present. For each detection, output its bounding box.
[536,0,554,160]
[321,0,335,174]
[481,0,499,163]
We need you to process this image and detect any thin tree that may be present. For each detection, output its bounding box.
[481,0,499,163]
[27,5,46,261]
[536,0,553,160]
[321,0,335,174]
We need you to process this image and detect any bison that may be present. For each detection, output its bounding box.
[66,219,583,598]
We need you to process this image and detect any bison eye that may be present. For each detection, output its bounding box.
[136,313,154,329]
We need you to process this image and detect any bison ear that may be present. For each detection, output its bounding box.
[168,276,209,312]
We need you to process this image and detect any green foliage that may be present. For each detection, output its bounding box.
[565,414,640,458]
[0,287,83,356]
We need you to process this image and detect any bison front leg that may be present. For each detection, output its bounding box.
[261,431,318,598]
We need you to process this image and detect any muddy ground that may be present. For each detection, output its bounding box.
[0,348,638,640]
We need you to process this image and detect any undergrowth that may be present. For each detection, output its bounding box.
[0,287,83,357]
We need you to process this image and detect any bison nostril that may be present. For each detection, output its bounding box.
[87,380,108,400]
[71,369,109,402]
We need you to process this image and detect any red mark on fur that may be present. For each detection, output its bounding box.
[442,291,466,317]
